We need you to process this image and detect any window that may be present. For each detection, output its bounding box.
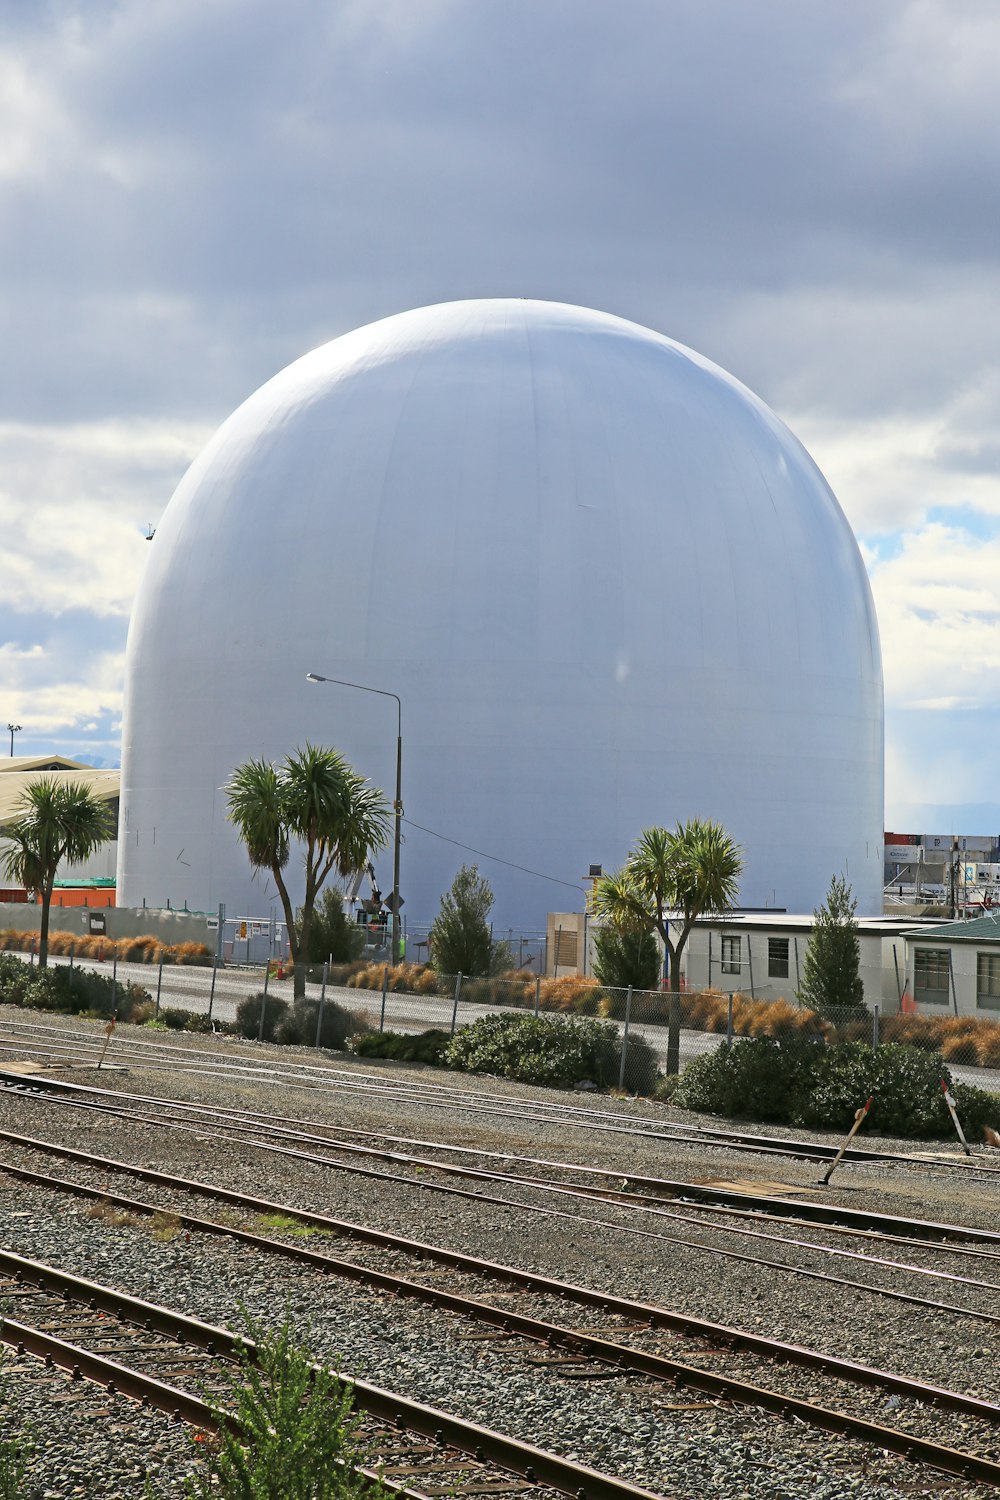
[977,953,1000,1010]
[721,935,741,975]
[768,937,789,979]
[914,948,950,1005]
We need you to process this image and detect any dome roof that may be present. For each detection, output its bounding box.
[118,299,883,925]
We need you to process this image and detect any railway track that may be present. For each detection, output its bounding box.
[0,1246,662,1500]
[5,1068,1000,1259]
[0,1013,996,1180]
[1,1125,1000,1487]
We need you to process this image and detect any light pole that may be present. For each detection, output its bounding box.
[7,723,21,757]
[306,672,403,963]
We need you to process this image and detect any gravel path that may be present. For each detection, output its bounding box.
[0,1009,999,1498]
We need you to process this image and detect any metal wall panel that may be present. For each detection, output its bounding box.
[118,300,884,926]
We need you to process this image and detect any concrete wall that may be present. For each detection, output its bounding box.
[0,902,211,946]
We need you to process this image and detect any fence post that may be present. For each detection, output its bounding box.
[534,975,541,1018]
[208,951,218,1021]
[872,1003,880,1048]
[727,992,734,1045]
[794,936,801,991]
[747,935,755,1000]
[553,926,562,980]
[315,960,329,1047]
[155,953,164,1019]
[111,954,118,1020]
[379,964,389,1033]
[258,960,271,1041]
[708,932,713,989]
[451,973,463,1035]
[618,985,633,1090]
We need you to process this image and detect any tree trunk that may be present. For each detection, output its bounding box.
[296,901,314,1002]
[271,865,300,1001]
[665,947,683,1076]
[38,882,53,970]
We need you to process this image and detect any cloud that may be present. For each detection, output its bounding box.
[0,418,208,616]
[0,0,999,820]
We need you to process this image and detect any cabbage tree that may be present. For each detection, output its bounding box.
[593,819,743,1074]
[226,745,389,999]
[1,778,114,968]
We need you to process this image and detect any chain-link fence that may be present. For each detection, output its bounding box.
[11,947,1000,1094]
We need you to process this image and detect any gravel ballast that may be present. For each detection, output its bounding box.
[0,1010,998,1497]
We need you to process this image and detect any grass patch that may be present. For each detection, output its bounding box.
[254,1212,324,1239]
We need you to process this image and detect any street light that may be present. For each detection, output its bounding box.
[306,672,403,963]
[7,724,21,757]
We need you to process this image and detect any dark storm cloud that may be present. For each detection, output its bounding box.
[4,0,998,426]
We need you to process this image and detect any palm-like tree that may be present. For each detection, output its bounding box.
[593,818,743,1075]
[226,745,390,999]
[0,778,114,968]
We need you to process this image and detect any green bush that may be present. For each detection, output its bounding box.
[13,964,151,1022]
[275,999,370,1050]
[0,953,33,1007]
[184,1314,380,1500]
[429,865,511,976]
[234,993,290,1042]
[949,1081,1000,1140]
[157,1006,190,1030]
[795,1042,993,1138]
[295,887,365,965]
[592,926,660,991]
[350,1029,451,1065]
[674,1037,806,1121]
[444,1011,655,1092]
[673,1035,1000,1140]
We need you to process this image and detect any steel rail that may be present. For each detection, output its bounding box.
[0,1248,665,1500]
[3,1136,1000,1435]
[4,1121,1000,1330]
[7,1071,1000,1275]
[16,1070,1000,1248]
[2,1016,997,1177]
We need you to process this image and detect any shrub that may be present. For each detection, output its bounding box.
[445,1012,636,1091]
[673,1035,1000,1140]
[618,1031,661,1095]
[539,975,603,1014]
[171,940,212,966]
[429,865,511,976]
[234,993,290,1042]
[275,999,371,1050]
[295,888,365,965]
[184,1314,380,1500]
[674,1038,806,1122]
[794,1042,984,1138]
[798,875,867,1020]
[592,926,661,991]
[350,1029,451,1065]
[0,952,33,1006]
[157,1006,190,1030]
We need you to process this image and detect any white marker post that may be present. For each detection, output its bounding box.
[819,1095,874,1185]
[941,1079,972,1156]
[97,1019,116,1071]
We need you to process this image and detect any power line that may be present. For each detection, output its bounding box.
[401,818,583,894]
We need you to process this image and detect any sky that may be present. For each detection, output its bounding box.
[1,0,999,835]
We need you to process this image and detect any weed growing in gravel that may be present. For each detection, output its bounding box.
[254,1213,324,1239]
[85,1199,144,1229]
[0,1352,32,1500]
[185,1313,384,1500]
[150,1210,182,1243]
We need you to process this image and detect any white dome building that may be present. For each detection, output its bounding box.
[117,299,883,928]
